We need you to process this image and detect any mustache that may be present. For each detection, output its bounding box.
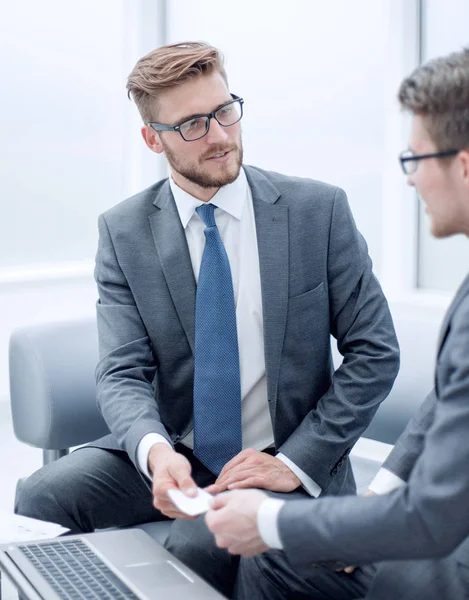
[200,145,237,160]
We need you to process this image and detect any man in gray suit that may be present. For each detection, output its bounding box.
[16,42,398,597]
[206,47,469,599]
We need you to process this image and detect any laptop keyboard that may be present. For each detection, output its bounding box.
[18,539,139,599]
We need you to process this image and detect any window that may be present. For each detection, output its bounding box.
[0,0,164,275]
[416,0,469,291]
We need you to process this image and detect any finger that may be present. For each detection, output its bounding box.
[227,476,265,490]
[155,496,197,520]
[169,464,197,496]
[212,474,232,489]
[152,492,176,512]
[204,483,227,495]
[152,480,176,505]
[209,492,232,511]
[344,566,356,574]
[219,466,262,488]
[153,502,189,519]
[216,450,250,481]
[152,483,183,508]
[217,466,259,489]
[214,534,234,549]
[216,449,260,485]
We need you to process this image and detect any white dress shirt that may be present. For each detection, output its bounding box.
[257,466,406,549]
[136,169,321,497]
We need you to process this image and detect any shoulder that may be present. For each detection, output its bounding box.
[244,165,345,206]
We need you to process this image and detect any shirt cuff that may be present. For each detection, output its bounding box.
[368,467,406,495]
[276,453,322,497]
[257,498,285,549]
[137,433,172,479]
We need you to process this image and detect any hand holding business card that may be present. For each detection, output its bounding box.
[167,487,213,516]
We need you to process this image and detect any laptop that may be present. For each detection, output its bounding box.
[0,528,225,599]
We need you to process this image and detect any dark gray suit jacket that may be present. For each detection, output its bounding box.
[279,273,469,598]
[93,165,399,496]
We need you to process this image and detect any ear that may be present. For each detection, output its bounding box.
[458,150,469,182]
[141,125,164,154]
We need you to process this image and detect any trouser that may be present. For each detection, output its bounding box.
[15,445,372,599]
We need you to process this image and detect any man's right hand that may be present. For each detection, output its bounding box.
[148,443,198,519]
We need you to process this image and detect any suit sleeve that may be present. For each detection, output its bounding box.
[278,188,400,492]
[380,388,437,482]
[277,294,469,569]
[94,214,172,467]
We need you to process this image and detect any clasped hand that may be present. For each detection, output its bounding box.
[148,445,300,529]
[205,448,301,494]
[203,449,301,557]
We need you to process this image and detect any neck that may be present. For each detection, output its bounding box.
[171,171,219,202]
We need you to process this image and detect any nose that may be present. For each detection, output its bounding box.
[407,171,416,187]
[205,118,229,144]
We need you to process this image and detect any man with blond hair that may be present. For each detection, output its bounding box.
[16,42,398,597]
[207,47,469,600]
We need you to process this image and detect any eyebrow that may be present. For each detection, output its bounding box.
[171,98,233,125]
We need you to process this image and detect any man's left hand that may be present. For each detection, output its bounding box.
[205,489,269,556]
[205,448,301,495]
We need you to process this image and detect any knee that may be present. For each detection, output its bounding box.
[15,464,84,531]
[16,465,65,516]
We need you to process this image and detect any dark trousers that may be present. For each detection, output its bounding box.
[15,445,234,596]
[15,445,371,599]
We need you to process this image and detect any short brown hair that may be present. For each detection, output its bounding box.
[126,41,227,123]
[398,47,469,150]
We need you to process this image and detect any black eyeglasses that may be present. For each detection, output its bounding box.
[399,148,460,175]
[147,94,244,142]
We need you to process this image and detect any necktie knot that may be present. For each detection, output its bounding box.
[196,203,217,228]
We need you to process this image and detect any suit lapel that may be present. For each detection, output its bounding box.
[244,167,288,414]
[148,181,196,354]
[147,168,289,409]
[437,273,469,357]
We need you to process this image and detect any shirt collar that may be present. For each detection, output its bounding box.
[169,168,248,229]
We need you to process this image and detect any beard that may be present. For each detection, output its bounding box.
[161,139,243,189]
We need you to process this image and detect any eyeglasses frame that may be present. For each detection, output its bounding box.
[147,94,244,142]
[399,148,460,174]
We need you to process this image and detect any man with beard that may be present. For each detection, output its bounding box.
[16,42,399,598]
[206,47,469,600]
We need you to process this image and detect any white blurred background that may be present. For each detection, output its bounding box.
[0,0,468,403]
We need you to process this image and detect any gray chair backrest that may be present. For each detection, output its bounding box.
[9,318,109,450]
[331,308,439,444]
[362,310,438,444]
[10,308,439,451]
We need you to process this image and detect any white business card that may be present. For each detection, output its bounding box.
[167,487,213,516]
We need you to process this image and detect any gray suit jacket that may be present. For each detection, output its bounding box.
[279,273,469,598]
[93,165,399,496]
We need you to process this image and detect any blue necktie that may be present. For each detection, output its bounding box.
[193,203,242,475]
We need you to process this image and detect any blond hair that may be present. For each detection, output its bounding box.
[126,41,227,122]
[398,47,469,150]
